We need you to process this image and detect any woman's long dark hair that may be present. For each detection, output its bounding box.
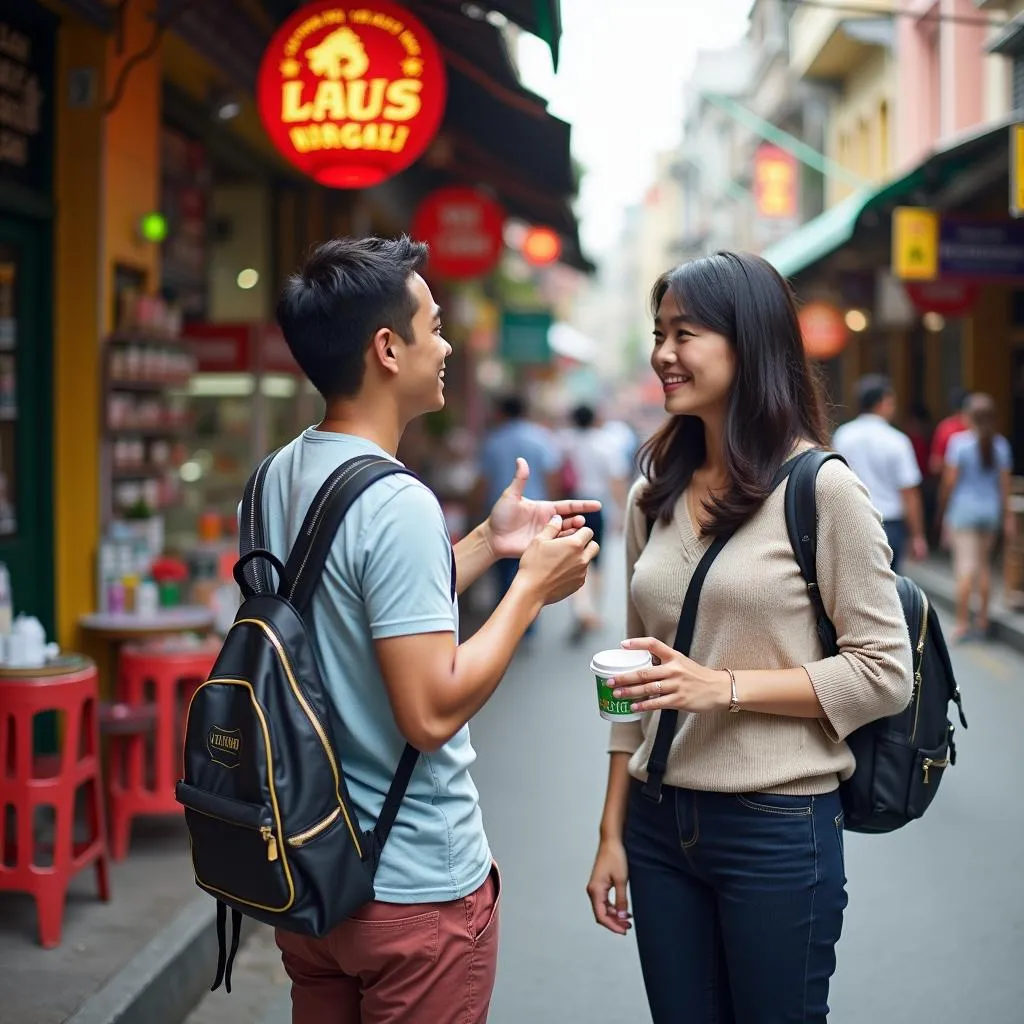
[967,392,997,469]
[637,252,829,537]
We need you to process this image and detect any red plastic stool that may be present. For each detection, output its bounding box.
[0,663,111,948]
[107,643,217,860]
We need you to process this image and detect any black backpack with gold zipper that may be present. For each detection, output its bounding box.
[176,452,436,992]
[785,449,967,833]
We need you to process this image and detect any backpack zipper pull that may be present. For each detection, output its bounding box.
[260,825,279,862]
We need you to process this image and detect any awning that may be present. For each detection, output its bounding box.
[987,15,1024,56]
[482,0,561,69]
[762,118,1015,279]
[63,0,114,28]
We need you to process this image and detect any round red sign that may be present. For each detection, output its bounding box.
[412,187,506,280]
[904,280,979,318]
[256,1,447,189]
[798,301,847,361]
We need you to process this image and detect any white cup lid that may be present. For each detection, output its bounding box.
[590,648,653,676]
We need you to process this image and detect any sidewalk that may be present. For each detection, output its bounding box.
[0,557,1007,1024]
[0,818,221,1024]
[904,554,1024,653]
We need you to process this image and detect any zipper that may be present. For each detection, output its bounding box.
[229,619,363,859]
[908,591,930,743]
[922,754,949,784]
[185,803,280,862]
[183,678,294,913]
[287,807,341,848]
[287,458,377,602]
[260,825,279,861]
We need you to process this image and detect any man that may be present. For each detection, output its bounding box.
[928,386,969,476]
[833,374,928,570]
[477,394,561,609]
[264,237,600,1022]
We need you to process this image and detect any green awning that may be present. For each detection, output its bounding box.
[761,118,1015,279]
[760,187,880,279]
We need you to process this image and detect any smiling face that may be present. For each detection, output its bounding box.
[392,272,452,417]
[651,289,736,421]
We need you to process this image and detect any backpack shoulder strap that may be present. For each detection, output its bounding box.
[641,531,732,803]
[283,454,416,614]
[238,448,282,596]
[784,448,847,657]
[280,453,441,855]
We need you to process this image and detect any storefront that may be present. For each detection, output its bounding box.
[0,1,57,632]
[762,120,1019,441]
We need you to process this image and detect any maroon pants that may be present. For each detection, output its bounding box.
[276,864,501,1023]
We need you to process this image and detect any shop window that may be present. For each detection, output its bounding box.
[1014,56,1024,113]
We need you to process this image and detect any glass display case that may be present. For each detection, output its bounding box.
[163,322,322,551]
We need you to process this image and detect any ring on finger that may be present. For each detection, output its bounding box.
[654,680,662,694]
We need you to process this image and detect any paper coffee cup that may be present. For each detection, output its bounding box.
[590,648,653,723]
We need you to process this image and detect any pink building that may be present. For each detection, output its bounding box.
[896,0,991,168]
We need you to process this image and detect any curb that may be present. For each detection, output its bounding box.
[64,896,223,1024]
[905,563,1024,655]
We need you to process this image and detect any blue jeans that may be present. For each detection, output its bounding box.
[624,781,847,1024]
[883,518,906,572]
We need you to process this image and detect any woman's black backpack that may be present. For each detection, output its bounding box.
[785,449,968,833]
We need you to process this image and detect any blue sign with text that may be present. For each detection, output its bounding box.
[939,219,1024,279]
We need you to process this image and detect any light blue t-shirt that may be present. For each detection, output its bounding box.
[479,420,559,509]
[945,431,1012,530]
[258,429,491,903]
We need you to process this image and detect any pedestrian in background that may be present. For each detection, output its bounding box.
[476,395,562,620]
[557,403,630,643]
[929,386,970,476]
[832,375,928,570]
[586,252,912,1024]
[938,392,1015,641]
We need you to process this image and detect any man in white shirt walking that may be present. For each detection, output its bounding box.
[832,375,928,571]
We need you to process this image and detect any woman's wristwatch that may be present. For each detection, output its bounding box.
[726,668,741,714]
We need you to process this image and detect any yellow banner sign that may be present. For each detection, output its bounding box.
[892,207,938,281]
[1011,124,1024,218]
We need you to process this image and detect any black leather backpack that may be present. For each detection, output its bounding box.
[642,449,967,835]
[176,453,440,992]
[784,448,967,833]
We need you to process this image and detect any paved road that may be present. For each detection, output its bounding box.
[197,535,1024,1024]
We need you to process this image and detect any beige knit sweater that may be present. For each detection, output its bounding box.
[610,458,914,795]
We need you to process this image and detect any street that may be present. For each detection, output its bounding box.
[195,536,1024,1024]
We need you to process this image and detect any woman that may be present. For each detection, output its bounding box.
[939,392,1014,640]
[585,253,913,1024]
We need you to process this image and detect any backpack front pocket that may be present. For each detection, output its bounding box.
[177,782,294,912]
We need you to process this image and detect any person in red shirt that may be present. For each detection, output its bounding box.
[929,387,969,476]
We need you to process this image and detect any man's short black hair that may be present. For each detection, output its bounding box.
[276,236,428,400]
[571,404,596,429]
[857,374,893,414]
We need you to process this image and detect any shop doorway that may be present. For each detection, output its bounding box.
[0,216,54,631]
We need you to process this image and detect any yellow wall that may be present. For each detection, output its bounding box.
[826,49,896,207]
[52,14,106,651]
[52,0,162,650]
[102,0,161,323]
